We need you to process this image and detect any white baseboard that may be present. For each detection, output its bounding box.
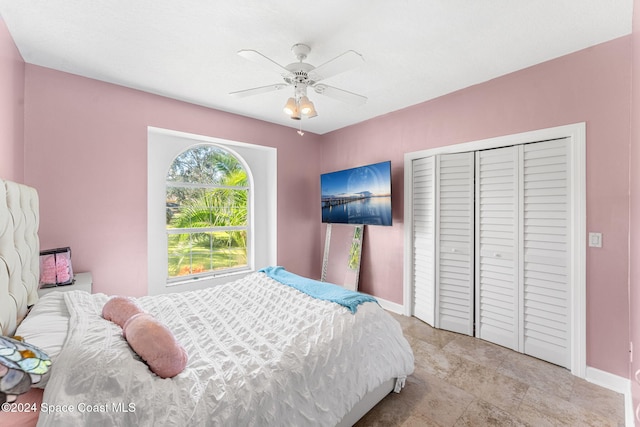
[585,366,634,426]
[376,296,404,314]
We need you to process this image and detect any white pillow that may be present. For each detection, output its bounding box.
[15,292,70,388]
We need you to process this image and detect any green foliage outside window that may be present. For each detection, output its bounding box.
[166,145,249,278]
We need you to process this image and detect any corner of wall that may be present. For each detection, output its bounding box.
[0,17,25,182]
[629,0,640,424]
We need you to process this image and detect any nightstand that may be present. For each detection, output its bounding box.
[38,272,93,297]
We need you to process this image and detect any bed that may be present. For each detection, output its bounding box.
[0,178,414,426]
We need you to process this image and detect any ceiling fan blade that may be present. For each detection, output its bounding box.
[237,49,292,77]
[229,83,288,98]
[308,50,364,82]
[313,84,367,106]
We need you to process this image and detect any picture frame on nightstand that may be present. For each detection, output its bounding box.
[38,247,74,287]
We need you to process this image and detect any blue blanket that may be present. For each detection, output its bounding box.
[259,266,377,314]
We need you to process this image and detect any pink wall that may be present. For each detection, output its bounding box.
[0,18,24,182]
[23,65,322,297]
[630,0,640,421]
[323,37,633,377]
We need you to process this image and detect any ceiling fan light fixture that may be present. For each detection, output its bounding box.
[299,96,312,115]
[283,97,297,115]
[290,104,301,120]
[305,102,318,118]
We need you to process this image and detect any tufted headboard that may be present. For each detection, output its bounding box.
[0,178,39,336]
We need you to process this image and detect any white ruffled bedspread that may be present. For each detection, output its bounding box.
[37,272,414,426]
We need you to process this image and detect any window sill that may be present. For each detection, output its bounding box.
[166,268,253,288]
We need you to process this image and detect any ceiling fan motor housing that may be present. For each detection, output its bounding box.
[285,63,316,85]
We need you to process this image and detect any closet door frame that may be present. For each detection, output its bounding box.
[403,122,586,378]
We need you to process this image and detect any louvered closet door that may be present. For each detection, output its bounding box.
[475,146,519,350]
[436,152,474,336]
[522,139,570,368]
[412,156,436,326]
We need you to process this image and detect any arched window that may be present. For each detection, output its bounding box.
[165,144,250,281]
[148,128,276,295]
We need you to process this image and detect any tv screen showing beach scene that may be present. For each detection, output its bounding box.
[321,161,392,226]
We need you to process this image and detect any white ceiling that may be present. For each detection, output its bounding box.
[0,1,633,135]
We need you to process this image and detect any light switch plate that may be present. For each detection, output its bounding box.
[588,232,602,248]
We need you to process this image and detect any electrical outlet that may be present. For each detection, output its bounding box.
[588,232,602,248]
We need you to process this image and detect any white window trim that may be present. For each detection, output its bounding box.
[403,122,586,378]
[148,127,277,295]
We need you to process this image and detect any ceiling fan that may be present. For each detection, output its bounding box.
[230,43,367,122]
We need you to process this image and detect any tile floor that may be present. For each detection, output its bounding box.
[355,313,625,426]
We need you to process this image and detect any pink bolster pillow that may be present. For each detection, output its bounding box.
[102,296,144,327]
[102,297,188,379]
[121,313,188,379]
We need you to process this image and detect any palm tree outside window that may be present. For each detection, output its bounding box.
[165,144,250,281]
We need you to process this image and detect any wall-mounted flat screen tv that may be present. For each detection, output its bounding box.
[321,161,392,226]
